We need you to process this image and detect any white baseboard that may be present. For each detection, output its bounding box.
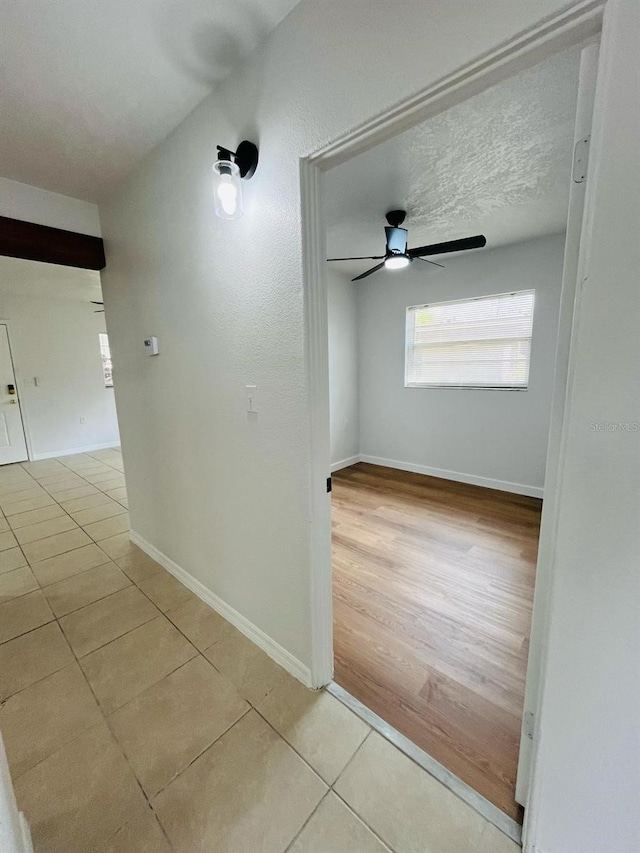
[359,454,544,498]
[331,455,360,472]
[31,441,121,461]
[128,529,313,688]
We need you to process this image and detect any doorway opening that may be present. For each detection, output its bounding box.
[315,36,598,836]
[0,256,128,544]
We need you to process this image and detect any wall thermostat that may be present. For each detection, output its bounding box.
[144,336,159,356]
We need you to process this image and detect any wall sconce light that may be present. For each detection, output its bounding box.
[213,141,259,220]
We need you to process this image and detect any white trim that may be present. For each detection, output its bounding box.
[300,160,335,689]
[330,455,360,473]
[359,454,544,498]
[328,682,522,845]
[31,441,119,461]
[129,529,313,688]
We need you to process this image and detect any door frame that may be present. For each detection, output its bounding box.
[0,319,33,463]
[301,0,606,827]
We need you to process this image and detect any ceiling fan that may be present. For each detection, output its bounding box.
[91,301,104,313]
[327,210,487,281]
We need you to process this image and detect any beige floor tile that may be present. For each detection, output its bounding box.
[7,503,65,529]
[70,500,127,526]
[101,810,172,853]
[0,467,32,485]
[0,589,53,643]
[0,529,18,550]
[0,545,27,574]
[0,477,34,494]
[0,481,33,496]
[0,622,74,700]
[334,732,487,853]
[42,479,90,496]
[475,823,520,853]
[52,484,100,502]
[83,512,130,542]
[105,486,128,503]
[15,722,148,853]
[119,497,129,508]
[166,595,237,650]
[0,662,103,778]
[14,513,78,544]
[82,468,123,482]
[256,679,369,784]
[0,565,39,602]
[44,562,131,617]
[110,656,249,796]
[115,548,164,583]
[54,453,93,467]
[22,459,66,477]
[137,569,192,612]
[0,516,8,533]
[2,493,55,516]
[22,527,92,563]
[203,628,289,704]
[38,473,86,489]
[289,793,392,853]
[29,542,111,586]
[0,486,47,507]
[99,531,134,559]
[60,585,159,657]
[96,477,127,492]
[153,710,326,853]
[60,491,113,512]
[80,615,196,712]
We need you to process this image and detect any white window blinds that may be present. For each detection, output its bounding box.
[405,290,535,389]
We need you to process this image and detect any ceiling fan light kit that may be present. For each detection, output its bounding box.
[213,140,259,220]
[327,209,487,281]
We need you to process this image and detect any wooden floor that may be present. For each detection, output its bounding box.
[332,463,541,822]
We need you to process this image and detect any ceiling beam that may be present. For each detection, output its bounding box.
[0,215,106,270]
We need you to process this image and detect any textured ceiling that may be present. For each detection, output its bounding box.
[0,256,102,302]
[324,48,581,274]
[0,0,301,202]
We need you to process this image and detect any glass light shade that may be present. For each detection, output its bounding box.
[385,254,410,270]
[213,159,243,219]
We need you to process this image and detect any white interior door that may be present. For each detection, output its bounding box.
[0,324,29,465]
[515,40,600,807]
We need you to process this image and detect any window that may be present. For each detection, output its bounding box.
[98,333,113,388]
[405,290,535,389]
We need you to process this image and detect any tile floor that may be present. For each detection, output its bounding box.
[0,449,519,853]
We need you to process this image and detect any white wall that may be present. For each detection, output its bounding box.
[100,0,576,671]
[98,1,638,848]
[328,269,359,469]
[1,294,119,458]
[0,178,101,236]
[356,234,565,495]
[529,2,640,851]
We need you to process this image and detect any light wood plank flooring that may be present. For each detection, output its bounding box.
[332,462,541,822]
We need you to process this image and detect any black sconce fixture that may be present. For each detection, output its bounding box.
[213,141,259,220]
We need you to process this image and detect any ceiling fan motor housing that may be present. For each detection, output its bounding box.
[385,225,408,256]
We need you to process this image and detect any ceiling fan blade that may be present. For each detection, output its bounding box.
[415,256,445,268]
[327,255,385,262]
[408,235,486,257]
[351,261,385,282]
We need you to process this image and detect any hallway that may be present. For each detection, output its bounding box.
[0,452,517,853]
